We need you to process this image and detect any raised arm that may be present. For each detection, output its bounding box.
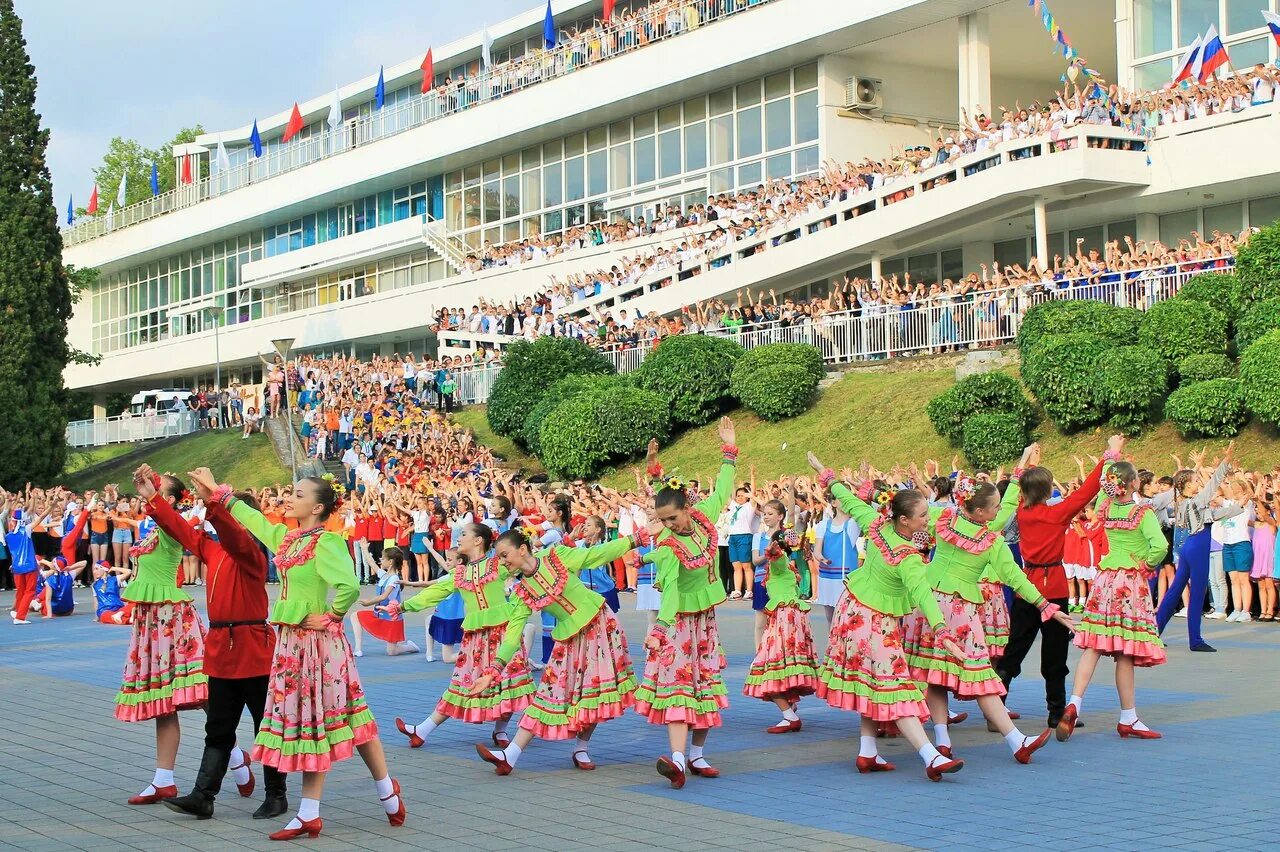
[399,570,458,614]
[204,499,267,579]
[694,417,739,519]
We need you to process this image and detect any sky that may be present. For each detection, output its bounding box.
[17,0,537,211]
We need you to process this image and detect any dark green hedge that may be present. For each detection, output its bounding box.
[1236,297,1280,352]
[632,334,744,426]
[734,363,819,422]
[927,371,1034,445]
[486,337,614,441]
[1094,345,1169,434]
[1016,300,1141,354]
[1239,329,1280,425]
[1178,353,1235,385]
[1136,298,1228,369]
[1164,377,1249,438]
[538,384,671,480]
[1177,272,1241,323]
[520,373,619,456]
[1233,221,1280,307]
[730,342,824,392]
[1020,332,1110,432]
[961,412,1026,471]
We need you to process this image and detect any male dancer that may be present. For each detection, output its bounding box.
[133,465,287,820]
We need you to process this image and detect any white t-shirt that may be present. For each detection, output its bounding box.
[410,509,432,534]
[726,501,757,536]
[1212,501,1253,545]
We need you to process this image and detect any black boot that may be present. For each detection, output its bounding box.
[253,765,288,820]
[163,747,229,820]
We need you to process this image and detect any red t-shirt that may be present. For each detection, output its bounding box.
[1016,460,1105,599]
[367,514,386,541]
[353,514,369,541]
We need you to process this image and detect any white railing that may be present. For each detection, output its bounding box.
[65,409,201,448]
[61,0,777,247]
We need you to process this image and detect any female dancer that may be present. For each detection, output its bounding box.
[750,499,787,647]
[390,523,535,749]
[192,469,404,840]
[805,451,967,781]
[1057,459,1169,742]
[1253,491,1276,621]
[569,515,622,613]
[472,526,645,773]
[113,474,208,805]
[351,546,420,657]
[903,472,1075,763]
[633,417,739,789]
[743,527,819,732]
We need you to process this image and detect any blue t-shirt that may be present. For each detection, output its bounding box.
[93,574,124,617]
[574,539,616,594]
[816,517,861,579]
[48,572,75,615]
[5,528,36,574]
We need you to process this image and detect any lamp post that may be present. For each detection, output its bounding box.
[272,336,298,485]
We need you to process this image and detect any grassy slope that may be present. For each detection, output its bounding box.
[62,431,289,492]
[62,444,134,474]
[454,365,1280,487]
[451,408,546,475]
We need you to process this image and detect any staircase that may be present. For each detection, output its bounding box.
[262,412,326,480]
[423,217,472,276]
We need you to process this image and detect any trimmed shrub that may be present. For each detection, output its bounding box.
[1136,298,1228,369]
[1233,221,1280,307]
[1236,297,1280,352]
[734,363,819,422]
[730,342,824,393]
[486,337,614,441]
[1178,353,1235,385]
[1164,378,1249,438]
[520,373,618,456]
[1020,333,1110,432]
[1016,300,1141,354]
[927,371,1034,445]
[1177,272,1240,323]
[537,384,671,480]
[632,334,744,426]
[961,412,1027,471]
[1239,329,1280,425]
[1094,346,1169,434]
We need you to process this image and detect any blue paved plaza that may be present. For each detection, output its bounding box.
[1,587,1277,851]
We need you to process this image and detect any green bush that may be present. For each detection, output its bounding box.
[1177,272,1240,322]
[1093,346,1169,434]
[1233,221,1280,307]
[537,384,671,480]
[1236,297,1280,352]
[520,373,618,456]
[1239,329,1280,425]
[1164,378,1249,438]
[1020,332,1110,432]
[734,363,819,422]
[927,371,1035,445]
[632,334,744,426]
[1178,353,1235,385]
[1136,298,1228,369]
[1016,300,1141,354]
[730,342,824,394]
[961,412,1027,471]
[486,337,614,441]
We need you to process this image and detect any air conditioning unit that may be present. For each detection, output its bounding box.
[844,77,883,111]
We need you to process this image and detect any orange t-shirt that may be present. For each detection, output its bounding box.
[90,510,110,535]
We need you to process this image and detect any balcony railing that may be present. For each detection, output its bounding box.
[65,409,201,448]
[61,0,778,248]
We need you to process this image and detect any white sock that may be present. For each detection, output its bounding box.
[291,797,320,827]
[671,750,687,771]
[574,737,591,762]
[375,776,399,814]
[1069,694,1083,714]
[858,735,879,758]
[493,716,510,736]
[782,707,799,722]
[917,743,943,766]
[1003,729,1028,753]
[400,640,420,653]
[500,741,524,767]
[1118,707,1138,726]
[933,724,951,749]
[153,768,174,788]
[229,748,251,786]
[415,717,440,739]
[1069,597,1077,607]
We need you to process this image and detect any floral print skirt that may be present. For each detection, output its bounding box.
[252,623,378,772]
[743,604,819,702]
[114,601,208,722]
[634,609,728,728]
[1075,568,1166,667]
[518,606,636,740]
[903,591,1006,699]
[978,581,1010,658]
[816,590,927,721]
[439,625,535,722]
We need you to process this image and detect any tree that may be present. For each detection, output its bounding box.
[0,0,74,487]
[80,124,204,215]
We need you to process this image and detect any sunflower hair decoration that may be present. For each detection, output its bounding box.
[1101,473,1123,499]
[321,472,348,509]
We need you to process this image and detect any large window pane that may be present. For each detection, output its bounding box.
[710,114,734,165]
[684,122,707,172]
[737,106,762,159]
[709,167,732,195]
[737,160,762,188]
[766,152,790,180]
[463,186,480,229]
[522,170,541,211]
[635,135,656,185]
[503,176,520,218]
[1230,37,1269,68]
[1225,0,1267,35]
[795,90,819,143]
[764,71,790,101]
[483,181,500,223]
[659,129,682,178]
[1203,202,1242,237]
[1159,209,1198,245]
[543,162,563,206]
[765,98,791,151]
[1069,226,1105,257]
[587,150,607,196]
[795,145,819,176]
[1134,58,1173,91]
[543,209,563,234]
[1133,0,1173,56]
[1179,0,1218,46]
[793,63,819,91]
[609,144,632,190]
[1250,195,1280,227]
[565,156,585,202]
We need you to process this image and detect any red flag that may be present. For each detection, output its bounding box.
[181,154,192,185]
[282,103,305,142]
[603,0,615,21]
[86,183,99,214]
[420,48,434,93]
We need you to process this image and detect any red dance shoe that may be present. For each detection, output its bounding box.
[1055,705,1078,742]
[877,720,902,738]
[766,719,802,734]
[936,745,953,758]
[269,818,323,841]
[492,731,511,749]
[571,750,596,771]
[925,757,964,782]
[382,777,406,827]
[855,755,895,773]
[947,711,968,725]
[1116,722,1162,740]
[235,749,256,798]
[475,743,513,776]
[128,785,177,805]
[1007,710,1021,720]
[395,717,425,749]
[1015,729,1052,764]
[689,761,720,778]
[656,756,686,789]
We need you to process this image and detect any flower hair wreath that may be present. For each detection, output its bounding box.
[321,472,348,510]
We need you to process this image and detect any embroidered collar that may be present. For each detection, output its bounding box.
[129,529,160,559]
[865,517,925,567]
[513,547,572,613]
[655,508,719,584]
[935,507,998,554]
[457,555,501,592]
[274,526,324,572]
[1099,498,1150,530]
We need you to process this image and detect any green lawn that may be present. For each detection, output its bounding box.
[62,443,135,475]
[62,431,289,493]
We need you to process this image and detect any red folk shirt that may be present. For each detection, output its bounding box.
[146,494,274,679]
[1014,459,1105,599]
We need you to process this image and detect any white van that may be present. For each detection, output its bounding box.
[129,388,192,415]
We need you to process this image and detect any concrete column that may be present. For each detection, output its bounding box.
[1114,0,1135,91]
[957,13,992,119]
[870,251,882,283]
[1135,212,1160,244]
[92,394,108,421]
[1033,197,1049,269]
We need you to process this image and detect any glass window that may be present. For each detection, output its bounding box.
[609,119,631,142]
[658,104,681,131]
[709,167,732,195]
[1106,219,1137,245]
[522,170,541,210]
[544,162,563,206]
[659,129,681,178]
[737,160,762,188]
[635,135,656,185]
[566,204,585,227]
[684,122,707,172]
[565,133,585,158]
[1069,226,1105,257]
[1227,0,1268,35]
[502,153,520,174]
[634,111,655,136]
[908,252,940,284]
[483,159,500,183]
[565,156,585,201]
[793,62,818,91]
[710,114,734,165]
[794,90,819,143]
[709,87,733,116]
[587,126,607,151]
[503,176,520,218]
[543,139,562,161]
[736,80,761,107]
[766,152,790,180]
[587,150,607,196]
[737,106,762,159]
[1133,0,1173,56]
[1203,202,1242,236]
[522,146,541,167]
[464,165,481,187]
[941,248,965,281]
[764,71,790,101]
[446,170,462,192]
[765,98,791,151]
[588,199,606,223]
[1250,195,1280,227]
[1160,208,1199,244]
[1229,37,1269,67]
[1179,0,1218,45]
[610,144,632,190]
[1134,58,1174,91]
[995,239,1028,270]
[683,96,706,122]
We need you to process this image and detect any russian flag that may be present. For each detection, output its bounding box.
[1264,10,1280,48]
[1173,34,1202,84]
[1198,25,1228,82]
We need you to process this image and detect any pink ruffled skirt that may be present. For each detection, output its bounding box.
[978,581,1010,658]
[1075,568,1166,668]
[816,590,927,721]
[114,601,208,722]
[439,624,535,723]
[633,609,728,728]
[743,604,818,702]
[903,591,1006,699]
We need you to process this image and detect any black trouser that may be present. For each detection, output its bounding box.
[995,595,1071,721]
[204,674,284,798]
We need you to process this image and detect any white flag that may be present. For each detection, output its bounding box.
[215,137,231,173]
[115,172,127,207]
[328,86,343,131]
[106,202,115,230]
[481,26,494,69]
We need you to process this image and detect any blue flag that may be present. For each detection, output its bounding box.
[250,119,263,158]
[543,0,555,49]
[150,160,160,195]
[376,66,385,110]
[65,193,73,225]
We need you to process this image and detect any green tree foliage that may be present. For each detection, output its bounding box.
[1177,353,1235,385]
[0,0,74,486]
[1020,333,1110,432]
[1016,300,1140,353]
[926,372,1034,445]
[1235,297,1280,352]
[538,384,671,480]
[1137,298,1228,369]
[1176,272,1240,323]
[733,363,818,422]
[632,334,743,426]
[1094,346,1169,434]
[80,125,204,214]
[1233,220,1280,307]
[520,373,618,456]
[1164,378,1249,438]
[961,412,1026,471]
[1239,329,1280,425]
[486,337,615,441]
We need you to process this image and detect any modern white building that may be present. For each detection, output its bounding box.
[62,0,1280,413]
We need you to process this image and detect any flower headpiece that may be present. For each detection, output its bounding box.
[953,475,977,504]
[321,472,348,509]
[1102,472,1123,498]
